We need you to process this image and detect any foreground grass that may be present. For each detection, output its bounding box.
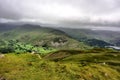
[0,49,120,80]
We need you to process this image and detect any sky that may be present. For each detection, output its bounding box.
[0,0,120,29]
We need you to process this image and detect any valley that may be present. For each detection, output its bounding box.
[0,24,120,80]
[0,0,120,80]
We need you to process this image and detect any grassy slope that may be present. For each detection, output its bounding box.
[59,28,120,44]
[0,49,120,80]
[0,25,90,50]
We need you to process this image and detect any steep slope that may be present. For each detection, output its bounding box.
[58,27,120,41]
[0,24,90,50]
[58,28,120,47]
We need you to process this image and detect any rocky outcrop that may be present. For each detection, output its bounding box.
[51,37,68,47]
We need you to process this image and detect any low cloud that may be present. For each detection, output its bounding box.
[0,0,120,26]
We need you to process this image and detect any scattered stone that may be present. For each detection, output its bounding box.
[102,62,106,65]
[31,51,35,54]
[104,73,108,77]
[0,54,5,58]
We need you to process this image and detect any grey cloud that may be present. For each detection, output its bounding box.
[0,0,120,24]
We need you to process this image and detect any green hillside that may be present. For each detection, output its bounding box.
[0,24,91,54]
[0,24,120,80]
[0,49,120,80]
[58,28,120,46]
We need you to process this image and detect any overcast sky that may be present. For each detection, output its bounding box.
[0,0,120,27]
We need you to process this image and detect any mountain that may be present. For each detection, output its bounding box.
[0,23,120,80]
[0,24,90,50]
[0,23,18,32]
[58,28,120,47]
[112,37,120,46]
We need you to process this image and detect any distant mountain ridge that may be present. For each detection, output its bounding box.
[58,28,120,47]
[0,23,118,48]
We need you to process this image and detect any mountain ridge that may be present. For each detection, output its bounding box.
[0,23,90,50]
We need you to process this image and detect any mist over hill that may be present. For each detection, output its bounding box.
[1,22,120,49]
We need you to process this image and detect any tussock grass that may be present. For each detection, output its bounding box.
[0,49,120,80]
